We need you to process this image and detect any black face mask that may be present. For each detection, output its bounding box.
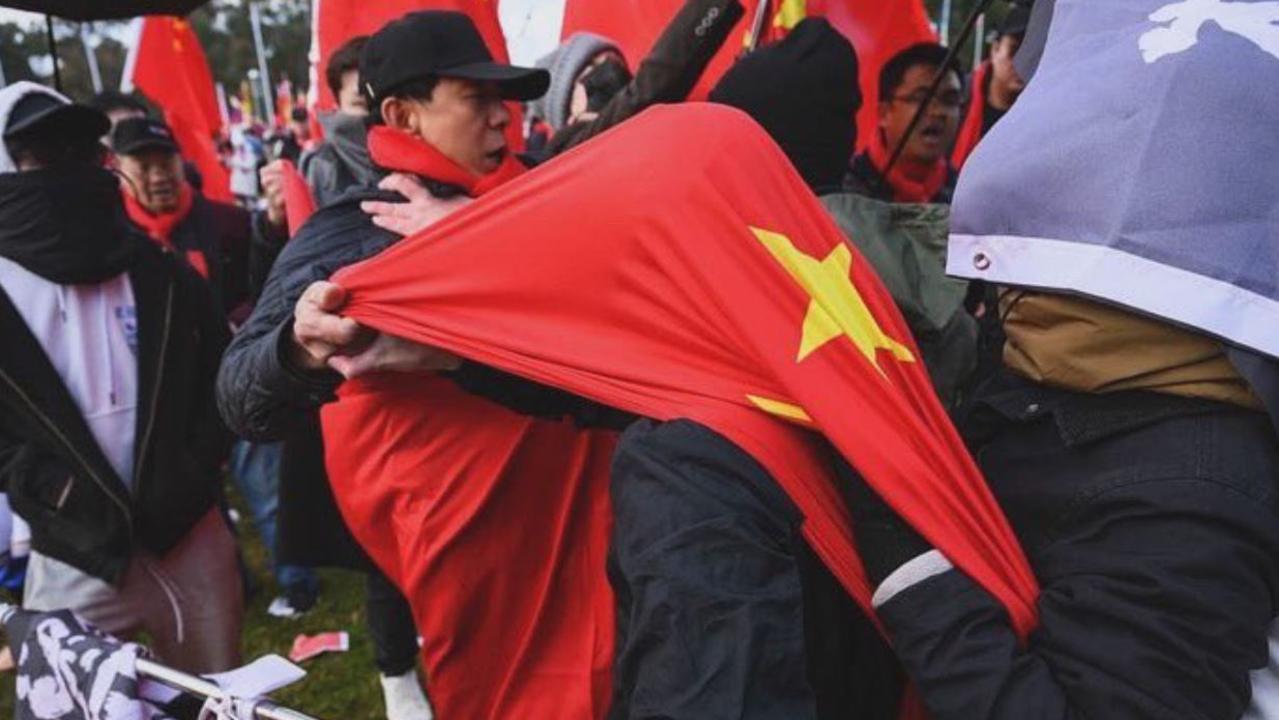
[0,165,140,285]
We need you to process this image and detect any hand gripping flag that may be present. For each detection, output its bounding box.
[326,104,1039,716]
[948,0,1279,360]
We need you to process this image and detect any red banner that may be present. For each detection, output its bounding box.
[127,16,232,202]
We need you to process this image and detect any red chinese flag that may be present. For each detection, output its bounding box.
[561,0,935,147]
[126,17,232,202]
[309,0,522,147]
[324,104,1039,715]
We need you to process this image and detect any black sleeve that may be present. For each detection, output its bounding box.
[216,206,388,442]
[546,0,745,156]
[872,476,1279,720]
[248,209,289,303]
[181,264,235,471]
[448,362,636,431]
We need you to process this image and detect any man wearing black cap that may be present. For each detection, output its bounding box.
[0,82,241,673]
[112,116,287,323]
[951,5,1031,169]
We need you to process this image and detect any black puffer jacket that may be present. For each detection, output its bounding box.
[0,241,232,583]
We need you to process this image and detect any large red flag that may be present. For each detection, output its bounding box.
[124,16,232,202]
[308,0,522,148]
[560,0,935,148]
[324,104,1039,716]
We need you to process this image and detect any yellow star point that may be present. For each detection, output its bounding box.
[750,226,915,374]
[773,0,807,30]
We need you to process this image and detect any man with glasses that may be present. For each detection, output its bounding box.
[845,42,963,204]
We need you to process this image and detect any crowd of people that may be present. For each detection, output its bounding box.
[1,0,1276,719]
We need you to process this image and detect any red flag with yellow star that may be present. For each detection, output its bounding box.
[124,16,232,202]
[324,103,1037,716]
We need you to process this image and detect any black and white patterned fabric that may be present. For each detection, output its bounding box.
[8,608,174,720]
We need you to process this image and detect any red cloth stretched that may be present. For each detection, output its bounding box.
[952,60,991,170]
[127,17,233,203]
[561,0,934,150]
[326,104,1040,715]
[278,160,316,236]
[867,129,949,203]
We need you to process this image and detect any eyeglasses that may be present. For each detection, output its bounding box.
[888,90,963,111]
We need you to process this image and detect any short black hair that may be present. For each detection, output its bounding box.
[878,42,963,102]
[326,35,369,100]
[368,76,440,126]
[89,90,147,117]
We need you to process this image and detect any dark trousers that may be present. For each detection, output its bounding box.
[606,419,900,720]
[366,568,420,677]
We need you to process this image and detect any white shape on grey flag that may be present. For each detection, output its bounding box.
[1140,0,1279,63]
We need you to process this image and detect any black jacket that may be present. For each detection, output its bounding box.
[0,241,232,583]
[544,0,744,157]
[870,375,1279,719]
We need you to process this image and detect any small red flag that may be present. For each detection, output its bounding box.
[324,104,1038,717]
[125,16,233,202]
[278,159,316,236]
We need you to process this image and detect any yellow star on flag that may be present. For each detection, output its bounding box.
[750,226,915,374]
[772,0,807,30]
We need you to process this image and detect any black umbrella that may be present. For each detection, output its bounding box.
[0,0,210,92]
[2,0,208,21]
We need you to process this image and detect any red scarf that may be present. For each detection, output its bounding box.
[867,129,949,204]
[951,60,991,171]
[122,183,208,278]
[366,125,526,198]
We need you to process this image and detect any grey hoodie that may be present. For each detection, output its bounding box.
[298,111,380,208]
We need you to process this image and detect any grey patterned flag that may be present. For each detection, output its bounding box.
[948,0,1279,359]
[5,607,174,720]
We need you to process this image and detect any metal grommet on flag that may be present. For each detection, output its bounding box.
[973,252,992,271]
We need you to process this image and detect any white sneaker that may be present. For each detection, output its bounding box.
[380,670,433,720]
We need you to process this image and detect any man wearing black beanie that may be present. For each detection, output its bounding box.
[710,20,977,411]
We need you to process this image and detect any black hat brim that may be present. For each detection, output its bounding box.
[443,62,551,102]
[5,103,109,142]
[114,137,180,156]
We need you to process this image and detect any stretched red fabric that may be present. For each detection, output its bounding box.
[278,160,316,236]
[326,104,1040,714]
[309,0,522,149]
[560,0,935,148]
[951,59,991,170]
[126,17,233,203]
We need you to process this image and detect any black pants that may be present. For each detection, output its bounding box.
[366,568,420,677]
[607,419,900,720]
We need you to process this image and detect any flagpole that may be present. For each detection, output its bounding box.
[249,2,276,126]
[973,13,986,69]
[744,0,771,53]
[80,23,103,94]
[44,15,62,92]
[938,0,953,46]
[882,0,994,180]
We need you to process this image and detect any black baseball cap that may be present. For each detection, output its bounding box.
[4,91,109,142]
[111,117,180,156]
[360,11,550,104]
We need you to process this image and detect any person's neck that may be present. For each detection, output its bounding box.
[987,78,1020,112]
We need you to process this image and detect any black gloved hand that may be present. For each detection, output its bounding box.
[833,455,933,588]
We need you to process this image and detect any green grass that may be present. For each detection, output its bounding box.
[0,493,391,720]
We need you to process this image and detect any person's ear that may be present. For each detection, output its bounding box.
[381,97,416,132]
[878,101,893,127]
